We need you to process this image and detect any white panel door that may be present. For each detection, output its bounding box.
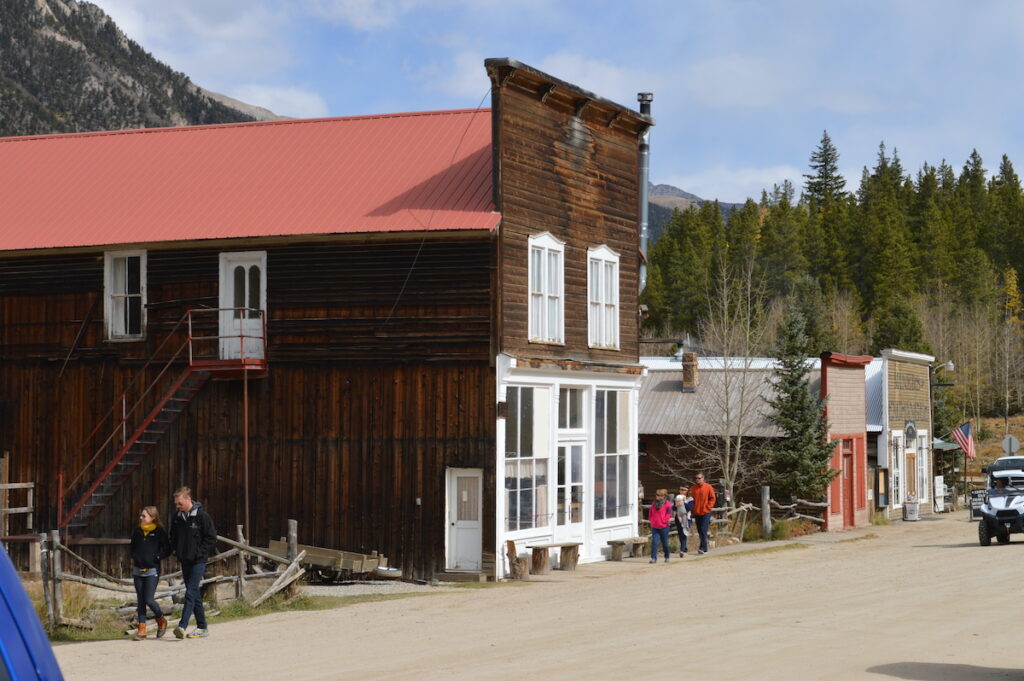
[446,468,482,571]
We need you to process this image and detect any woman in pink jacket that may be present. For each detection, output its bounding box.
[648,489,673,563]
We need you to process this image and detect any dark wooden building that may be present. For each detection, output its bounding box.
[0,59,651,579]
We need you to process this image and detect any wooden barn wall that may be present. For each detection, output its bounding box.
[0,235,496,579]
[491,75,641,364]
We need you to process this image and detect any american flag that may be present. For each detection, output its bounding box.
[951,422,976,460]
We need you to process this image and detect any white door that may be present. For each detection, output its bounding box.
[219,251,267,360]
[446,468,482,571]
[554,441,585,542]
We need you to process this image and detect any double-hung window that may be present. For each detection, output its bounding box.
[588,245,619,349]
[104,251,146,340]
[528,233,564,344]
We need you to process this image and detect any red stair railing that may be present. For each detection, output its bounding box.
[58,308,266,529]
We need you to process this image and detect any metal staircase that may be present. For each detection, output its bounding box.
[58,307,267,532]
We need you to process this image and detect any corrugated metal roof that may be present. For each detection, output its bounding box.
[0,109,499,252]
[865,357,885,431]
[639,367,781,437]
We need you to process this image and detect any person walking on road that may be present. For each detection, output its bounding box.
[169,486,217,639]
[130,506,171,640]
[674,489,693,558]
[689,473,717,555]
[648,489,673,563]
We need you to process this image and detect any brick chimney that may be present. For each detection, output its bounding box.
[681,352,698,392]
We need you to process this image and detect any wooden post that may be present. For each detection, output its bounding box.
[236,525,247,602]
[26,484,33,533]
[0,453,8,538]
[530,548,549,575]
[49,529,63,625]
[761,486,772,539]
[28,536,40,577]
[287,519,298,562]
[39,533,54,632]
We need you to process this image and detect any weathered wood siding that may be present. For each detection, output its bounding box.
[0,234,495,578]
[489,65,643,365]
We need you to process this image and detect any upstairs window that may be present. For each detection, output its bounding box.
[588,245,619,349]
[528,233,564,344]
[104,251,146,340]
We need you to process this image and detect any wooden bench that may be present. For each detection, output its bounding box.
[606,537,647,561]
[525,542,583,573]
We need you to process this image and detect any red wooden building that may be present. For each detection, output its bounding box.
[0,59,651,579]
[820,352,872,530]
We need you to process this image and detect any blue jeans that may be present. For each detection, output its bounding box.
[650,526,670,560]
[134,573,162,623]
[179,561,207,629]
[694,513,712,553]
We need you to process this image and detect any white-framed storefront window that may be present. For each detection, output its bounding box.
[594,389,630,521]
[917,434,930,503]
[890,433,903,506]
[504,386,551,532]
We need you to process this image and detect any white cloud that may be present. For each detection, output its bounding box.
[664,164,803,204]
[434,50,491,100]
[302,0,413,30]
[90,1,292,85]
[228,85,329,118]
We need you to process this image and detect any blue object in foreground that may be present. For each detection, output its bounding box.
[0,544,63,681]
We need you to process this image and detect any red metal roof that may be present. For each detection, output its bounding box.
[0,109,498,252]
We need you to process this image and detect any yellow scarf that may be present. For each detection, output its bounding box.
[140,522,157,536]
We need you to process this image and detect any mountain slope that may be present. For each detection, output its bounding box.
[0,0,257,137]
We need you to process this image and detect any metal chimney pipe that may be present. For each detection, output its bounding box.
[637,92,653,292]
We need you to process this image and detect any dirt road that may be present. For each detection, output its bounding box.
[55,514,1014,681]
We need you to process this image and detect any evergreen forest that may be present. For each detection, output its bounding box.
[641,132,1024,435]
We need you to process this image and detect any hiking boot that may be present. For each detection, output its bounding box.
[133,622,147,641]
[155,617,168,638]
[173,626,186,639]
[186,628,209,639]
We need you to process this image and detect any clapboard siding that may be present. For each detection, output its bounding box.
[491,68,642,365]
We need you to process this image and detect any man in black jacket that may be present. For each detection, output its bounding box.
[169,486,217,639]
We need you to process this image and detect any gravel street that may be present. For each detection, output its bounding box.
[55,513,1011,681]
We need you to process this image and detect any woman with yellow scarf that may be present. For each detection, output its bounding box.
[130,506,171,640]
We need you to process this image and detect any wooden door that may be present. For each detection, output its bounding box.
[842,440,855,527]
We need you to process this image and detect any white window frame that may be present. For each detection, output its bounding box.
[103,250,147,341]
[504,386,551,533]
[593,389,630,522]
[528,233,564,345]
[917,434,929,503]
[587,245,620,349]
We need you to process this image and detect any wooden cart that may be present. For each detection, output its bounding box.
[266,539,401,582]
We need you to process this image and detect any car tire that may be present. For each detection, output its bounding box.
[979,520,992,546]
[998,528,1011,544]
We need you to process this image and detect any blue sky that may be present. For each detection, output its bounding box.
[91,0,1024,204]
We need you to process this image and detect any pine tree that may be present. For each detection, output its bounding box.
[765,309,839,501]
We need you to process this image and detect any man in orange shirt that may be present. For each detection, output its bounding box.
[689,472,717,555]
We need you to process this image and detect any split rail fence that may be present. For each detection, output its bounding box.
[36,519,306,632]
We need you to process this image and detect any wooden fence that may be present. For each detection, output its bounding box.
[37,520,306,632]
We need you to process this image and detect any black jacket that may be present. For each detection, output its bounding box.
[130,525,171,570]
[169,501,217,562]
